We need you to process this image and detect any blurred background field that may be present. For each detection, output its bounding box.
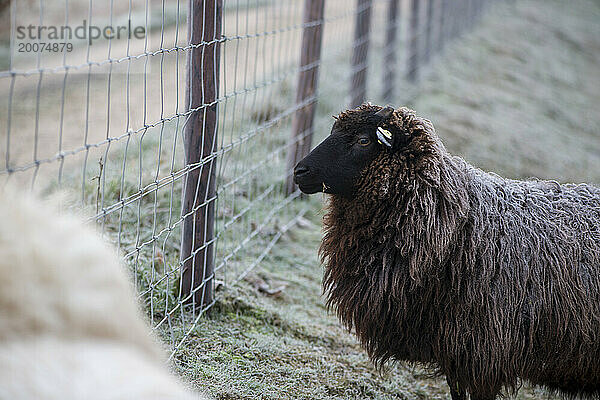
[1,0,599,398]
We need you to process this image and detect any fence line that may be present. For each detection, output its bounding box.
[383,0,399,103]
[349,0,373,108]
[285,0,325,195]
[0,0,499,358]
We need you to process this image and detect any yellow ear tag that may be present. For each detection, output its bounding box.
[376,127,393,147]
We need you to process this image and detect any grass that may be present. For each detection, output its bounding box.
[172,216,455,400]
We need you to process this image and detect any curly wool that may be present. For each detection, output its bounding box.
[321,106,600,398]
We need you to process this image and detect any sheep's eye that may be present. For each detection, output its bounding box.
[358,137,371,146]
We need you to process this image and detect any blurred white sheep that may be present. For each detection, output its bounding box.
[0,191,208,400]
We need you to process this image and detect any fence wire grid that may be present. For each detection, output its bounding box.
[0,0,493,358]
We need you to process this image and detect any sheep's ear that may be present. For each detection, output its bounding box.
[374,105,394,121]
[374,106,396,148]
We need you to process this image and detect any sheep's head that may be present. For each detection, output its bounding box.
[294,104,440,199]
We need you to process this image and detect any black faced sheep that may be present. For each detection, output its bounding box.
[293,104,600,400]
[0,191,208,400]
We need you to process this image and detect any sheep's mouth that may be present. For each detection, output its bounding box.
[297,182,323,194]
[293,171,323,194]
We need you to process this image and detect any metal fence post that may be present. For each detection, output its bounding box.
[181,0,223,307]
[350,0,373,108]
[383,0,400,102]
[407,0,420,82]
[285,0,326,196]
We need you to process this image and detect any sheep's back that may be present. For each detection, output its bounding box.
[452,168,600,390]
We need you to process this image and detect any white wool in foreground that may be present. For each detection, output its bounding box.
[0,192,208,400]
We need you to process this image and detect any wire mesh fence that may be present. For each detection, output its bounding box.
[0,0,495,358]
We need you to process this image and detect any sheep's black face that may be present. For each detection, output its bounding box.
[294,105,397,198]
[294,122,379,197]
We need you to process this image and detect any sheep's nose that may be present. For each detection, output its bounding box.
[294,164,310,178]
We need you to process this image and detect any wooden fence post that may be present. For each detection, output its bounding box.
[285,0,325,196]
[383,0,400,102]
[467,0,476,27]
[349,0,373,108]
[475,0,483,22]
[383,0,400,103]
[423,0,435,64]
[406,0,420,82]
[459,0,468,36]
[473,0,480,20]
[437,0,449,53]
[181,0,223,308]
[451,0,461,38]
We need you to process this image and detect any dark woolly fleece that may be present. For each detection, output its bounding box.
[320,105,600,399]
